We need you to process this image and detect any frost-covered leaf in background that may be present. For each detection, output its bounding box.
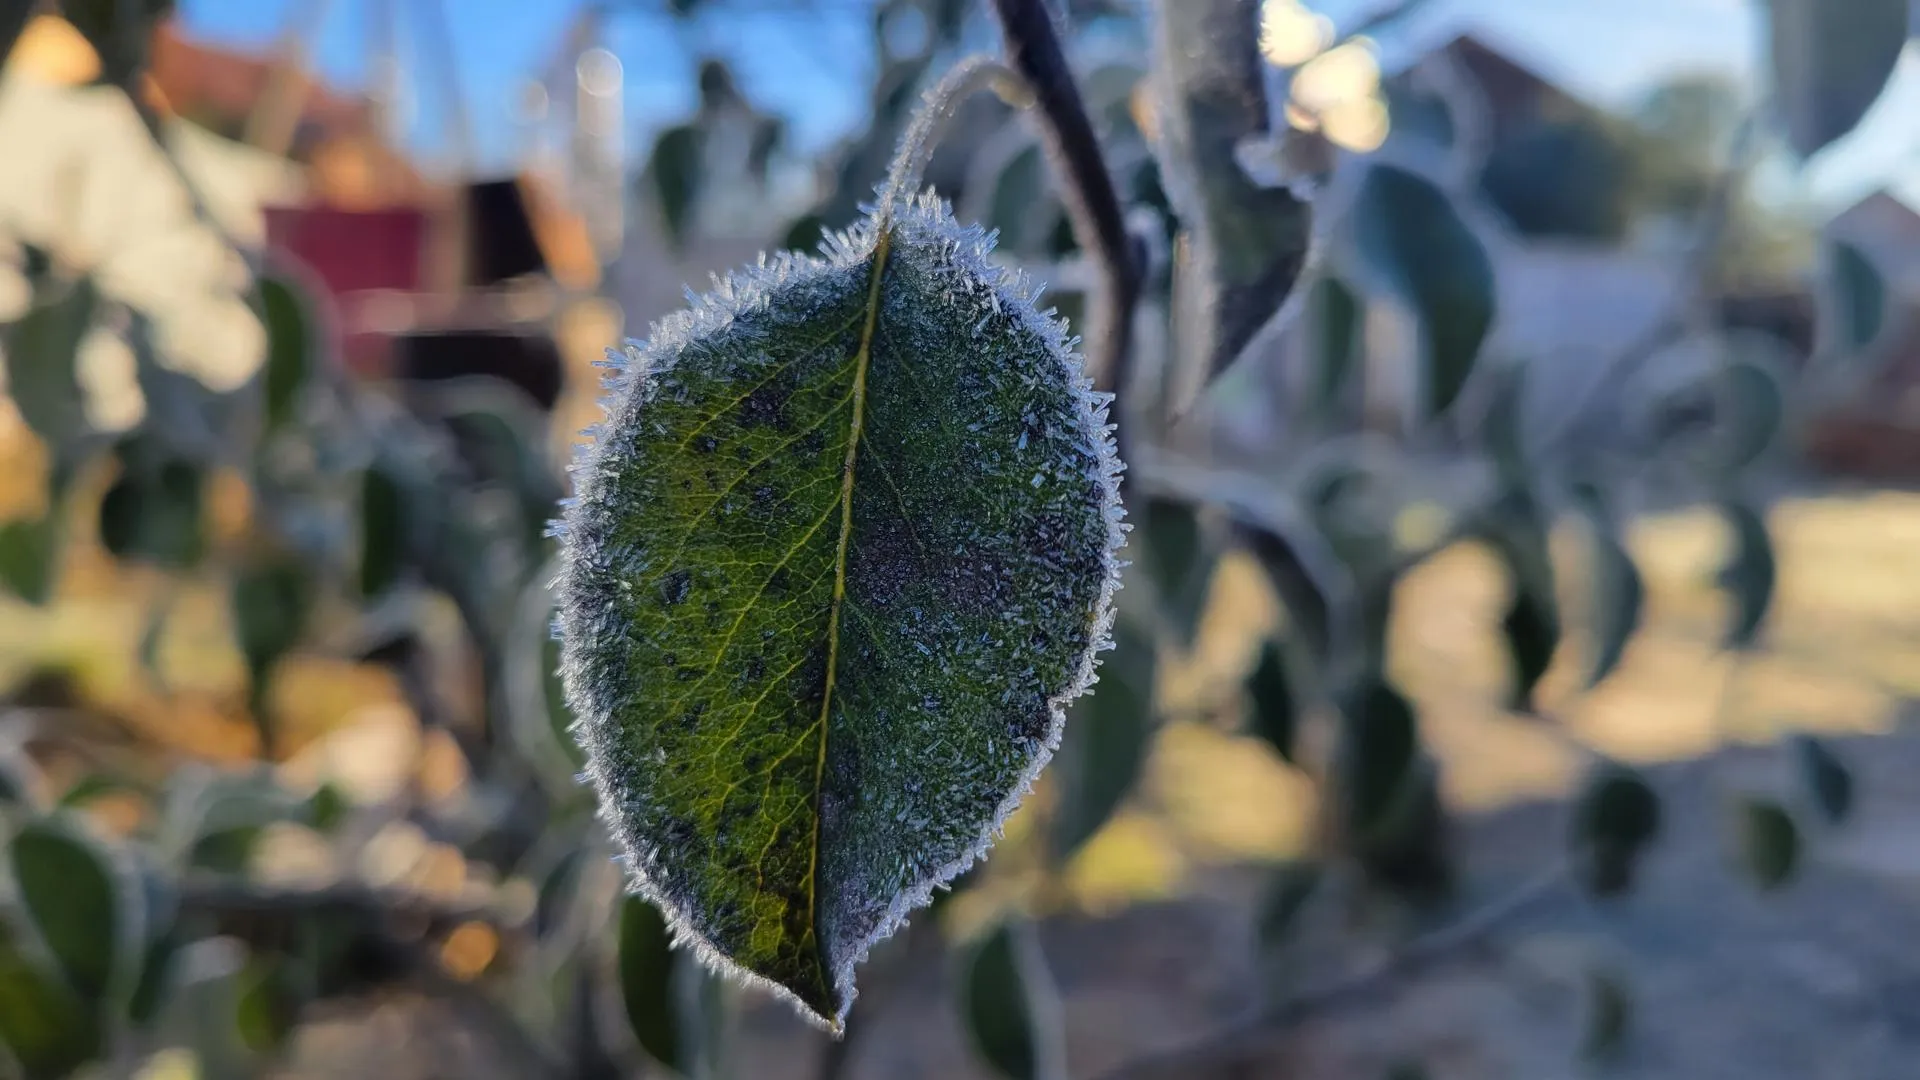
[554,190,1125,1029]
[1766,0,1907,159]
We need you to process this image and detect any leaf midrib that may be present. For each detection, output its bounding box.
[805,225,895,1005]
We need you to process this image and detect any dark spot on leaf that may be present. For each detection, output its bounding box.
[800,428,827,456]
[741,378,791,430]
[677,702,706,731]
[662,652,679,668]
[675,667,701,682]
[695,435,719,453]
[740,653,766,687]
[767,567,792,595]
[659,569,692,606]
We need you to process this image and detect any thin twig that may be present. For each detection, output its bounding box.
[986,0,1142,422]
[1092,861,1570,1080]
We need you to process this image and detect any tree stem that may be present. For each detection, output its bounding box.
[985,0,1142,432]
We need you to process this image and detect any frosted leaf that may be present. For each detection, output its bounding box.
[553,191,1125,1030]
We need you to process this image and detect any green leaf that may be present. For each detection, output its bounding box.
[1580,968,1631,1062]
[1766,0,1907,158]
[1246,639,1298,764]
[1305,274,1361,421]
[1828,239,1885,353]
[1148,0,1313,396]
[1255,859,1321,952]
[1483,493,1560,713]
[1738,798,1801,889]
[234,960,299,1054]
[9,817,131,1002]
[1135,495,1214,647]
[782,214,829,254]
[0,515,62,606]
[1570,763,1661,897]
[618,896,683,1074]
[1708,359,1783,475]
[357,467,405,599]
[256,274,314,435]
[958,919,1063,1080]
[99,456,206,570]
[1351,164,1495,416]
[0,921,99,1080]
[231,553,312,692]
[3,271,97,457]
[1789,734,1853,826]
[1715,499,1775,650]
[553,196,1123,1028]
[650,124,706,251]
[1578,496,1642,688]
[1049,619,1154,861]
[1334,675,1418,840]
[986,145,1060,256]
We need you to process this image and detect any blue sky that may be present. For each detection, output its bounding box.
[176,0,1918,209]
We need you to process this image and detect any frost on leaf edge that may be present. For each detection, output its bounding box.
[550,190,1127,1032]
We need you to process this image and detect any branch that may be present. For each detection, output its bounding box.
[1091,862,1570,1080]
[986,0,1142,426]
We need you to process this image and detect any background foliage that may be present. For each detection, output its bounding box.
[0,0,1915,1077]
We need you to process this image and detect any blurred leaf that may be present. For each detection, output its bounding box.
[256,274,314,435]
[1352,163,1494,416]
[1135,495,1214,647]
[358,467,405,598]
[57,0,175,84]
[99,455,206,570]
[1828,239,1885,353]
[56,773,137,809]
[959,919,1063,1080]
[1738,798,1801,888]
[1578,495,1642,688]
[0,750,42,809]
[231,552,312,693]
[188,828,260,874]
[781,213,828,254]
[1767,0,1906,158]
[305,782,348,834]
[1050,618,1154,861]
[649,124,706,251]
[10,817,130,1002]
[1790,734,1853,826]
[3,271,97,456]
[1245,638,1298,764]
[1384,1064,1431,1080]
[987,144,1053,254]
[0,515,61,606]
[1334,675,1418,840]
[1570,763,1661,896]
[1709,359,1782,475]
[0,921,99,1080]
[1715,499,1775,650]
[1238,520,1334,668]
[234,960,299,1055]
[122,853,182,1028]
[1255,859,1321,952]
[1580,968,1631,1062]
[1305,274,1361,421]
[1149,0,1312,400]
[617,896,683,1074]
[1484,493,1560,713]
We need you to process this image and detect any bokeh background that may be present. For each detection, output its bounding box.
[4,0,1920,1077]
